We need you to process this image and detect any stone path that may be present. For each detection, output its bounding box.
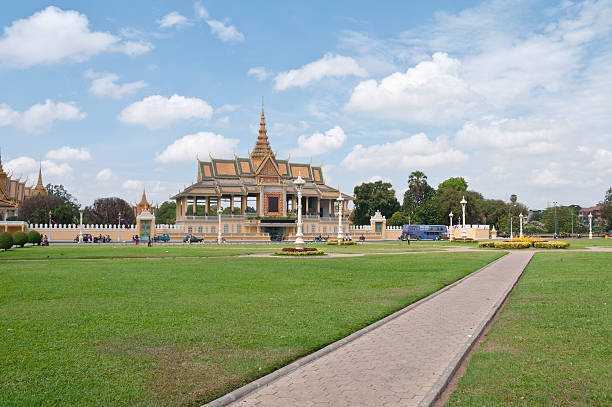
[211,251,534,407]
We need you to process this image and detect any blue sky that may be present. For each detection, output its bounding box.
[1,0,611,209]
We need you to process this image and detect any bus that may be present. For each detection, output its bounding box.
[401,224,448,240]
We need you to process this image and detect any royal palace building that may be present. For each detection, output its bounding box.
[171,107,353,241]
[0,152,47,220]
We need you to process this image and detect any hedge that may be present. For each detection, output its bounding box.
[326,241,357,246]
[478,241,496,248]
[534,241,570,249]
[275,249,326,256]
[0,232,14,251]
[12,231,28,247]
[493,241,532,249]
[28,230,42,244]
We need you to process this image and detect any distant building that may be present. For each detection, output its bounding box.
[579,205,602,225]
[0,151,46,220]
[171,105,353,240]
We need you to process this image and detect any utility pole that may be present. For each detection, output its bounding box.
[553,201,558,237]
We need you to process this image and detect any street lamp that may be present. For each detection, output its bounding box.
[118,211,122,243]
[460,196,467,238]
[294,175,305,249]
[588,212,593,239]
[79,206,84,244]
[553,201,558,237]
[217,196,223,243]
[336,191,344,241]
[48,210,52,242]
[449,211,454,242]
[519,213,524,238]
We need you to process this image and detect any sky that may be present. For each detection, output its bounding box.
[0,0,611,210]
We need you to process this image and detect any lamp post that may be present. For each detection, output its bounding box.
[336,191,344,241]
[588,212,593,239]
[460,196,467,238]
[48,210,52,242]
[217,196,223,243]
[519,213,524,238]
[118,211,122,243]
[553,201,558,237]
[79,206,84,244]
[294,175,305,249]
[449,211,454,242]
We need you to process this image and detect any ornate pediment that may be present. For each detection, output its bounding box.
[254,154,281,183]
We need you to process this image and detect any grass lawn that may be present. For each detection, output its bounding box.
[1,251,502,407]
[0,241,445,260]
[564,237,612,249]
[446,252,612,406]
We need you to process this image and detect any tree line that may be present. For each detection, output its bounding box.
[350,172,612,234]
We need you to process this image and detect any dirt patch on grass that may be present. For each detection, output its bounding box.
[97,340,295,406]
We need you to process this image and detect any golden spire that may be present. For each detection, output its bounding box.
[33,162,47,196]
[0,148,5,174]
[139,188,149,206]
[250,98,274,165]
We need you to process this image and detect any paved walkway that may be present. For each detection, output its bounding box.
[216,251,534,407]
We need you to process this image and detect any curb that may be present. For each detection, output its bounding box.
[417,251,534,407]
[202,251,510,407]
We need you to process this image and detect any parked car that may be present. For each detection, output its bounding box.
[154,233,170,242]
[183,234,202,243]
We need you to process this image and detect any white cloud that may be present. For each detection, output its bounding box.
[346,52,480,124]
[118,94,213,129]
[122,179,144,191]
[85,71,147,99]
[341,133,467,171]
[275,53,368,90]
[215,104,239,114]
[155,132,239,163]
[290,126,347,157]
[531,162,571,187]
[4,156,72,181]
[0,6,151,68]
[0,100,86,133]
[96,168,113,182]
[158,11,191,28]
[206,20,245,42]
[3,156,37,176]
[46,146,92,161]
[248,67,272,81]
[456,116,568,154]
[194,2,209,19]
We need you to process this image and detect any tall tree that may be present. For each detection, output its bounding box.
[402,171,435,219]
[599,187,612,231]
[18,195,73,224]
[437,177,468,191]
[437,189,485,225]
[46,184,77,204]
[156,201,176,224]
[352,181,400,225]
[86,197,135,225]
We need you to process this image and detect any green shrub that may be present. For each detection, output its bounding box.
[534,241,570,249]
[28,230,42,244]
[493,241,532,249]
[451,238,476,243]
[275,249,326,256]
[12,231,28,247]
[0,232,14,251]
[478,241,496,248]
[6,215,18,221]
[326,241,357,246]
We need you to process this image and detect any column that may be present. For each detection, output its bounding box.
[317,197,321,216]
[194,197,197,216]
[259,190,265,216]
[305,197,309,214]
[176,199,180,218]
[241,196,246,215]
[206,197,210,216]
[282,189,287,216]
[230,195,234,215]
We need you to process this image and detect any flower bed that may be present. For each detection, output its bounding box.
[275,247,326,256]
[326,241,357,246]
[478,241,496,248]
[451,238,476,243]
[533,241,570,249]
[493,241,532,249]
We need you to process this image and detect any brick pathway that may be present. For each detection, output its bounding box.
[214,251,534,407]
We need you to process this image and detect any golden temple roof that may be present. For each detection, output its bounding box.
[250,102,274,164]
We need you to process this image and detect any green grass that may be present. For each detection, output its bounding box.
[446,252,612,406]
[0,252,502,407]
[0,241,444,260]
[564,237,612,249]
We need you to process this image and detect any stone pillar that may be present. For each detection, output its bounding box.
[230,195,234,215]
[206,197,210,216]
[282,188,287,216]
[259,190,265,216]
[194,197,197,216]
[305,197,309,214]
[329,200,332,217]
[317,197,321,216]
[241,196,246,215]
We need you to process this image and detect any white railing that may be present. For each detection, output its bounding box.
[349,225,372,230]
[386,226,402,230]
[30,223,136,230]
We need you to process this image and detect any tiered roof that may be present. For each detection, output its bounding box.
[0,149,43,209]
[171,107,352,200]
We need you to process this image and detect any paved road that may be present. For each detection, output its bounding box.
[221,251,534,407]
